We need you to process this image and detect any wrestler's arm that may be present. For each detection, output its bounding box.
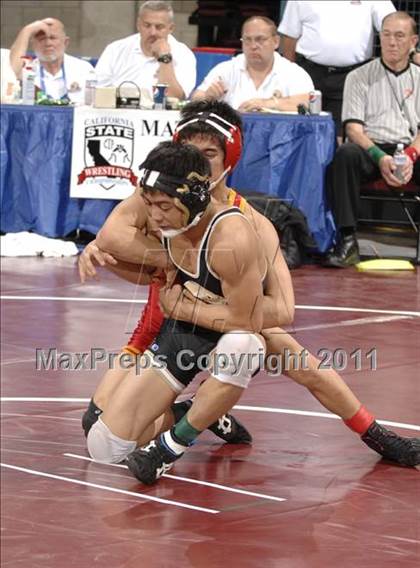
[171,210,295,328]
[105,260,157,285]
[255,213,295,326]
[78,239,158,284]
[161,217,264,332]
[95,191,168,268]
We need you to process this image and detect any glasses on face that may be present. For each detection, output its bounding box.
[380,31,410,42]
[240,35,273,47]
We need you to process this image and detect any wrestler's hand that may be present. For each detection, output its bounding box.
[163,265,178,289]
[159,283,184,318]
[150,268,167,286]
[379,154,412,187]
[78,239,117,283]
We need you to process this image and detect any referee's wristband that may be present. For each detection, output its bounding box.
[404,146,418,163]
[367,145,387,164]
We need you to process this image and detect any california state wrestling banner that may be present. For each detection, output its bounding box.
[70,107,180,200]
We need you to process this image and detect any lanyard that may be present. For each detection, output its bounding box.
[40,62,68,100]
[382,62,415,137]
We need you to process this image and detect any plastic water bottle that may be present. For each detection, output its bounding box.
[393,143,407,183]
[84,70,97,106]
[21,64,36,105]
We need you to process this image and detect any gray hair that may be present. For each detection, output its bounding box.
[138,1,174,21]
[382,11,418,36]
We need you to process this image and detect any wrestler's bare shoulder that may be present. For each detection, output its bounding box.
[242,202,274,237]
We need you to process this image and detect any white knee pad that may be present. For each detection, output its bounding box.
[87,417,137,464]
[212,331,266,388]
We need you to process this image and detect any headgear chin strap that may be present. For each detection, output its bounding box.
[160,213,203,238]
[173,112,243,173]
[209,167,230,190]
[139,168,211,236]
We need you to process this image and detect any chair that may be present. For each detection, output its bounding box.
[188,1,239,48]
[188,0,280,49]
[358,180,420,263]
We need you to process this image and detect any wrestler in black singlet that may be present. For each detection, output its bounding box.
[144,207,243,389]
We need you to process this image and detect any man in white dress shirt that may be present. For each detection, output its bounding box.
[95,0,196,100]
[192,16,313,112]
[10,18,94,104]
[0,49,18,101]
[279,0,396,133]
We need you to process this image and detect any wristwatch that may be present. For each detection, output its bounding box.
[157,53,173,64]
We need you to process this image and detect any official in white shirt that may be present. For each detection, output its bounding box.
[95,0,196,100]
[0,49,18,101]
[279,0,396,132]
[192,16,313,112]
[9,18,94,104]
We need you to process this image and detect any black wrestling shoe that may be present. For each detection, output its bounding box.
[323,232,360,268]
[361,421,420,467]
[81,398,102,437]
[171,400,252,444]
[208,413,253,444]
[126,436,183,485]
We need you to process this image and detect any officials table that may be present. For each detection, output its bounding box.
[0,104,336,251]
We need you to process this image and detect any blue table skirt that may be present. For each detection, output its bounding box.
[230,113,336,251]
[1,105,336,250]
[0,104,116,238]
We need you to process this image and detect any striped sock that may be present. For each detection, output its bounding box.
[161,430,188,456]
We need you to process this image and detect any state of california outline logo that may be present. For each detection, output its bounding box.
[77,121,137,190]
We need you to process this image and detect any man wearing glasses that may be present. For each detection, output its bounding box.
[192,16,313,112]
[9,17,94,104]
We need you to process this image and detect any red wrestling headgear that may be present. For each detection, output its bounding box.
[173,112,243,172]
